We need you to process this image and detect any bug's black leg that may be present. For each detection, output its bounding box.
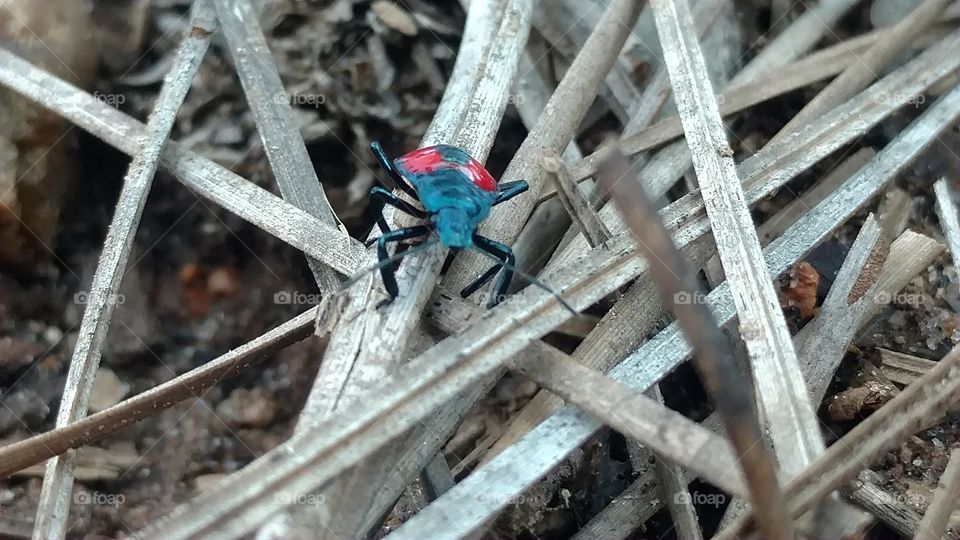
[370,186,426,219]
[366,187,427,247]
[472,235,516,308]
[370,141,420,200]
[460,263,502,300]
[493,180,529,206]
[377,225,432,303]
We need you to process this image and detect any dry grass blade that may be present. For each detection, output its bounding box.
[135,232,660,539]
[732,0,861,84]
[443,0,643,291]
[598,148,790,539]
[386,80,960,540]
[294,1,645,535]
[879,348,938,385]
[561,20,953,194]
[213,0,347,293]
[722,215,885,533]
[704,228,940,536]
[542,29,960,280]
[717,338,960,539]
[756,148,876,245]
[269,1,537,536]
[649,0,823,483]
[846,474,923,537]
[649,386,705,540]
[796,215,886,405]
[915,448,960,540]
[31,5,216,538]
[510,343,749,497]
[0,309,316,478]
[770,0,952,145]
[0,50,360,277]
[570,470,662,540]
[480,30,960,470]
[934,177,960,263]
[541,152,610,247]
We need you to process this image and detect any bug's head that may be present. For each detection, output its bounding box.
[434,207,474,251]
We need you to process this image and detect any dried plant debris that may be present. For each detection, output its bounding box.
[2,0,960,538]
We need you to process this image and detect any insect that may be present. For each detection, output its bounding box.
[365,141,571,310]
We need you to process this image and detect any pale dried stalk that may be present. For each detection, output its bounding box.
[770,0,953,145]
[578,228,938,539]
[508,50,589,283]
[756,148,876,245]
[32,6,216,539]
[0,48,360,276]
[650,0,823,481]
[264,0,536,537]
[570,470,662,540]
[481,29,960,467]
[719,215,885,530]
[845,473,923,537]
[386,83,960,540]
[517,0,726,282]
[717,339,960,539]
[731,0,862,85]
[717,228,939,536]
[135,225,674,539]
[443,0,644,292]
[934,177,960,265]
[879,348,938,385]
[542,29,960,280]
[563,0,867,204]
[531,0,641,123]
[796,215,886,405]
[510,344,748,496]
[542,152,610,247]
[600,146,791,539]
[915,448,960,540]
[558,22,947,195]
[483,32,960,473]
[648,386,704,540]
[213,0,345,293]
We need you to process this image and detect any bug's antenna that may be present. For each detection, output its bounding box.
[340,238,441,292]
[470,247,578,315]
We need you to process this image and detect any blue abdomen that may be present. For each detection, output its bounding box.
[412,170,494,226]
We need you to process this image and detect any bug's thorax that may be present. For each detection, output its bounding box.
[432,207,474,250]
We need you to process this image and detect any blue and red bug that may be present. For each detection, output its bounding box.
[366,141,529,308]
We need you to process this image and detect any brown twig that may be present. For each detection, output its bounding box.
[597,147,792,540]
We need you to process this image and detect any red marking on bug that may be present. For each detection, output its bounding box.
[462,158,497,192]
[397,145,497,192]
